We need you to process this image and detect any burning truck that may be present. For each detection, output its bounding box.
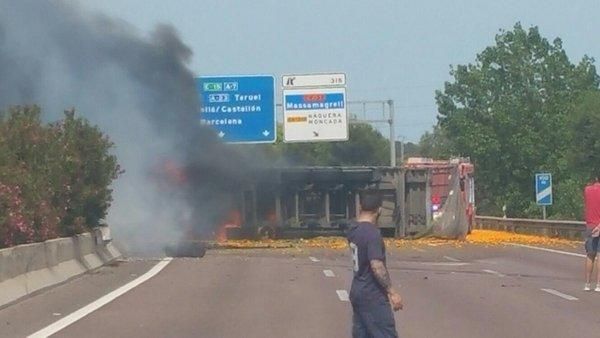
[215,157,475,240]
[154,157,475,255]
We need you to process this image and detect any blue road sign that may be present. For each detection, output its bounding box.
[535,173,553,206]
[195,75,276,143]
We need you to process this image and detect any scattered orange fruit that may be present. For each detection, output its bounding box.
[213,229,580,250]
[465,229,579,247]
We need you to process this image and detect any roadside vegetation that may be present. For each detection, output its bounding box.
[0,106,121,248]
[420,23,600,219]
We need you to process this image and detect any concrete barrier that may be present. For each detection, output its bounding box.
[0,227,122,308]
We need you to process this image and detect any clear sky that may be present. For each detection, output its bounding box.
[78,0,600,142]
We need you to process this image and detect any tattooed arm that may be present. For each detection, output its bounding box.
[370,259,392,292]
[371,259,403,311]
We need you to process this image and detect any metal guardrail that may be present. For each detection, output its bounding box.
[475,216,586,240]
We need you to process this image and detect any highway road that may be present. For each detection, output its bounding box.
[1,240,599,337]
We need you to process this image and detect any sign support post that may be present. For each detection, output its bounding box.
[542,205,547,220]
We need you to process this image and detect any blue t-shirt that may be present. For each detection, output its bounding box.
[347,221,387,303]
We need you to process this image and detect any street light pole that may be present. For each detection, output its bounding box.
[401,140,404,165]
[397,135,405,165]
[388,100,396,167]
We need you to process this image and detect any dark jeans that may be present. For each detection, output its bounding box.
[351,298,398,338]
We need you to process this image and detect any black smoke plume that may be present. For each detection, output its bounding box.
[0,0,257,254]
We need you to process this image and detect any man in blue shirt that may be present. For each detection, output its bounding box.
[347,191,403,338]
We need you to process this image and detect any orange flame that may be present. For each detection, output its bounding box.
[217,210,242,242]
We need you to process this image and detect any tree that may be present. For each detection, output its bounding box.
[544,90,600,220]
[52,109,122,232]
[567,90,600,176]
[329,124,390,166]
[402,141,420,158]
[417,125,451,159]
[434,23,599,217]
[0,106,121,247]
[395,140,421,163]
[253,123,390,166]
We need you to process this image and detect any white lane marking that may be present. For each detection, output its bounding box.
[444,256,461,262]
[309,256,320,262]
[541,288,578,301]
[482,269,506,277]
[336,290,350,302]
[420,262,470,266]
[507,243,585,258]
[323,269,335,277]
[28,258,173,338]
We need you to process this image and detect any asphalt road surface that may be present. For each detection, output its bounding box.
[2,241,599,338]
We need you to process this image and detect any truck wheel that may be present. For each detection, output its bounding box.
[258,226,276,240]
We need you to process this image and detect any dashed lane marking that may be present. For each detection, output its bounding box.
[507,243,585,258]
[28,258,173,338]
[420,262,470,266]
[482,269,506,277]
[323,270,335,277]
[336,290,350,302]
[444,256,461,262]
[309,256,320,262]
[541,288,578,301]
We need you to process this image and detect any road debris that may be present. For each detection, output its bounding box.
[465,229,579,247]
[164,242,207,257]
[207,229,579,251]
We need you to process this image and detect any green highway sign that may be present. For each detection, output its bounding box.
[203,82,222,91]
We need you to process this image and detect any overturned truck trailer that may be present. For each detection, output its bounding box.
[224,159,474,239]
[404,158,475,239]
